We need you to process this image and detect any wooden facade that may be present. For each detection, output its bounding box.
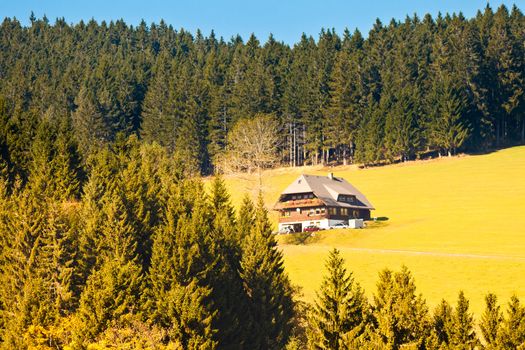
[278,205,371,223]
[274,174,374,231]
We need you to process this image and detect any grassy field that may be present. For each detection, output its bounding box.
[219,146,525,316]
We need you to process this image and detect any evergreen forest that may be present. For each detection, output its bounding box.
[1,3,525,349]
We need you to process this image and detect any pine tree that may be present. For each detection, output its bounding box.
[148,190,219,348]
[432,299,454,346]
[427,77,469,156]
[240,194,294,349]
[72,85,110,158]
[236,193,255,244]
[308,248,368,349]
[372,266,430,348]
[450,291,479,349]
[74,189,144,343]
[140,51,177,150]
[480,293,503,348]
[75,254,143,343]
[497,295,525,349]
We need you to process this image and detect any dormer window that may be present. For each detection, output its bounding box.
[338,195,356,204]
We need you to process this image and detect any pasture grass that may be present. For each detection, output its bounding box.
[218,146,525,316]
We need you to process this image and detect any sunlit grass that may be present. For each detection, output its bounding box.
[219,146,525,316]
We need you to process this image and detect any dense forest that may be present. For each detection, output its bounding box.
[1,3,525,349]
[1,4,525,179]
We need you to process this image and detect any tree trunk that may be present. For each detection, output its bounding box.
[293,124,297,167]
[495,120,500,147]
[521,118,525,143]
[289,123,292,167]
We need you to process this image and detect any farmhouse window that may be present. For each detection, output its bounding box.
[328,207,337,215]
[341,208,349,216]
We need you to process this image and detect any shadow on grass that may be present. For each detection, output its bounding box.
[280,231,322,245]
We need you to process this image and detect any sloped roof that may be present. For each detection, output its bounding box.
[280,174,374,210]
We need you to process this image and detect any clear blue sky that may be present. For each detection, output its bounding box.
[1,0,524,45]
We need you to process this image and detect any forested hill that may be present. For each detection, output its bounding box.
[1,4,525,179]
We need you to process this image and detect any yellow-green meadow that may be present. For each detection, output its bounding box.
[219,146,525,316]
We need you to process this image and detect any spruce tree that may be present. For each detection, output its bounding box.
[148,191,218,348]
[372,266,430,348]
[72,85,110,158]
[432,299,454,346]
[427,77,469,156]
[140,51,177,150]
[74,190,144,343]
[236,193,255,244]
[308,248,368,349]
[240,194,294,349]
[450,291,479,349]
[480,293,503,348]
[497,295,525,349]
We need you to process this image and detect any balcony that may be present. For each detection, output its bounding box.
[279,213,327,223]
[273,197,325,210]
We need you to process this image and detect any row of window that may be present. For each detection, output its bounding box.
[339,195,356,204]
[290,193,315,200]
[281,207,360,217]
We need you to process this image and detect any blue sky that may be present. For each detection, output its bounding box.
[1,0,524,45]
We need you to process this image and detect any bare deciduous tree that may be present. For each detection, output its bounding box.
[217,113,281,181]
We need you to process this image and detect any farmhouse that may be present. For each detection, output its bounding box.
[274,173,374,232]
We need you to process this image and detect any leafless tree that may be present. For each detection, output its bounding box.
[217,113,281,185]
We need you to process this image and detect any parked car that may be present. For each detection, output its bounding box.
[330,222,349,229]
[303,225,321,232]
[278,226,295,234]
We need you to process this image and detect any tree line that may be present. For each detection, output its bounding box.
[307,248,525,349]
[1,4,524,178]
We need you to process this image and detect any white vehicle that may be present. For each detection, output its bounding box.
[278,226,295,234]
[330,222,349,229]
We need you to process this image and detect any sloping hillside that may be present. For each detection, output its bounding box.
[221,146,525,315]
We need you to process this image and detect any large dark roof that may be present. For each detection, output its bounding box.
[279,174,374,210]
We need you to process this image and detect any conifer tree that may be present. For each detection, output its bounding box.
[450,291,479,349]
[372,266,430,348]
[240,194,294,349]
[432,299,454,346]
[308,248,368,349]
[148,191,219,348]
[497,295,525,349]
[74,190,144,343]
[236,193,255,243]
[72,85,110,158]
[140,51,177,150]
[427,78,469,156]
[480,293,503,348]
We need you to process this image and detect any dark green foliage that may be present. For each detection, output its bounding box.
[240,194,295,349]
[1,6,524,177]
[308,248,368,349]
